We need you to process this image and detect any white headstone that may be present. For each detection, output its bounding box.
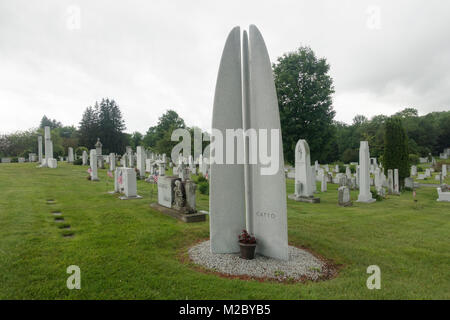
[136,146,146,178]
[68,147,74,163]
[295,139,314,197]
[357,141,375,203]
[321,174,327,192]
[82,150,88,165]
[394,169,400,194]
[89,149,99,181]
[38,136,43,164]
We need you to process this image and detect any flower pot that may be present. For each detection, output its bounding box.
[239,242,257,260]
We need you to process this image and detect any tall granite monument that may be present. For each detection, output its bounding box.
[210,25,288,260]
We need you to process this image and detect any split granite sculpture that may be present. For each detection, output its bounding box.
[210,25,288,260]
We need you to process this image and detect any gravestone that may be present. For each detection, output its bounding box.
[1,158,11,163]
[136,146,146,179]
[126,146,133,168]
[117,168,142,200]
[157,176,178,208]
[425,168,431,178]
[387,169,394,193]
[404,177,414,189]
[89,149,99,181]
[321,174,327,192]
[38,136,43,164]
[18,157,25,163]
[436,186,450,202]
[442,164,447,177]
[355,166,360,188]
[109,153,116,171]
[44,126,53,162]
[417,173,425,180]
[47,158,57,168]
[210,25,289,260]
[82,150,88,165]
[68,147,74,163]
[393,169,400,195]
[288,139,320,203]
[95,138,103,169]
[311,167,317,193]
[356,141,375,203]
[345,166,352,179]
[411,165,417,176]
[338,186,352,206]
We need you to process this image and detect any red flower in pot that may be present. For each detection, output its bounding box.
[238,229,257,260]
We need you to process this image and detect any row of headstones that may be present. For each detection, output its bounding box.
[439,148,450,159]
[288,139,405,206]
[36,126,57,168]
[411,164,447,181]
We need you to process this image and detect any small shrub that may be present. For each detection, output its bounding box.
[409,154,419,165]
[371,188,383,201]
[196,174,207,183]
[73,158,83,165]
[198,181,209,195]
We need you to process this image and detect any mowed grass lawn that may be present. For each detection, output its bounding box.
[0,162,448,299]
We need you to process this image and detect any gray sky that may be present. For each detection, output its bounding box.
[1,0,449,134]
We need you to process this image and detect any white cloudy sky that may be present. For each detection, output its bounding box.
[1,0,449,134]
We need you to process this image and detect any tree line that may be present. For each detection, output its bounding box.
[1,46,448,167]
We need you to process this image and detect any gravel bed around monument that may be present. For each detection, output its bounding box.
[189,240,327,281]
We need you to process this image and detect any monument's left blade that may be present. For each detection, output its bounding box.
[210,26,246,254]
[248,25,289,260]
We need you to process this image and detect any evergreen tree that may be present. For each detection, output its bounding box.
[96,98,127,154]
[78,106,99,149]
[383,117,410,187]
[39,115,62,129]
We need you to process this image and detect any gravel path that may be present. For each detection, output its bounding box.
[189,240,327,281]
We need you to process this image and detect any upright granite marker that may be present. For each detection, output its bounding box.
[288,139,320,203]
[210,25,288,260]
[136,146,146,178]
[68,147,74,163]
[89,149,99,181]
[38,136,43,164]
[82,150,88,165]
[357,141,375,203]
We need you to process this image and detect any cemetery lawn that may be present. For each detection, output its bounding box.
[0,163,449,299]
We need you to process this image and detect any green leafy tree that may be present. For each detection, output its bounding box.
[130,131,143,149]
[383,117,410,187]
[273,46,336,164]
[143,110,186,153]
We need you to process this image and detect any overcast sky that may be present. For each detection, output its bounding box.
[1,0,449,134]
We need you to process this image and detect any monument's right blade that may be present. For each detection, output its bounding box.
[210,26,246,254]
[248,25,289,260]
